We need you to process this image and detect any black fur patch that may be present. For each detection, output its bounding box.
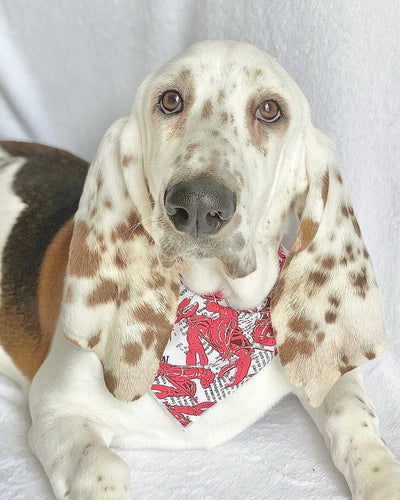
[0,142,88,343]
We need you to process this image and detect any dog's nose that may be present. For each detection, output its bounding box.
[164,178,236,237]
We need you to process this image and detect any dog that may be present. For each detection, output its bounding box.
[0,40,399,499]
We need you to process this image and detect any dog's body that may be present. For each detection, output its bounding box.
[1,41,400,499]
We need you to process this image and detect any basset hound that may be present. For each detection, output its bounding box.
[0,40,399,499]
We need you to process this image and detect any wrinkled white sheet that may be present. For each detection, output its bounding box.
[0,1,399,498]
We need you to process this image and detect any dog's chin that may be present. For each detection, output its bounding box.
[156,233,257,280]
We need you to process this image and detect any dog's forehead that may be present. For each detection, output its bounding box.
[152,41,291,94]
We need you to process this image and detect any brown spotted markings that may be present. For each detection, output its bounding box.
[69,221,101,277]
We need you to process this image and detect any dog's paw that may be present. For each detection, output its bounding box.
[64,446,131,500]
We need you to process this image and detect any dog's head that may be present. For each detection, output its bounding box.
[122,41,308,280]
[64,41,385,405]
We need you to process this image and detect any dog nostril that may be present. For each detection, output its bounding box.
[172,207,189,225]
[206,211,224,230]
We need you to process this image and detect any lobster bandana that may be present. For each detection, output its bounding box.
[150,247,286,428]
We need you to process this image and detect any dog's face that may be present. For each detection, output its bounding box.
[132,41,308,278]
[65,40,385,406]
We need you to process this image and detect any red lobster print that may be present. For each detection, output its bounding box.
[152,361,215,401]
[164,401,215,427]
[177,297,254,388]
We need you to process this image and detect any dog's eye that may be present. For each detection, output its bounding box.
[160,90,183,114]
[256,100,281,123]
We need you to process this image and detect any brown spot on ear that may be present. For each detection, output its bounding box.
[142,328,155,349]
[293,218,319,254]
[171,280,180,296]
[104,370,117,394]
[133,303,172,334]
[69,221,101,277]
[365,351,376,360]
[88,331,101,348]
[271,277,286,310]
[308,271,328,287]
[104,198,112,209]
[201,100,213,119]
[321,171,329,206]
[124,341,143,365]
[122,155,135,168]
[87,279,118,306]
[351,216,362,238]
[116,285,130,307]
[152,272,167,288]
[279,337,313,366]
[115,249,127,269]
[114,210,154,243]
[325,311,337,323]
[328,295,340,308]
[341,204,349,218]
[349,266,369,299]
[288,316,312,334]
[317,332,325,343]
[321,255,336,270]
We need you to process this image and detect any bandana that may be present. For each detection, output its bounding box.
[150,246,287,428]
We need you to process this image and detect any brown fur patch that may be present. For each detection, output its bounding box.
[279,336,313,366]
[104,370,117,394]
[87,279,118,306]
[142,328,156,349]
[325,311,337,323]
[122,155,135,168]
[124,341,143,365]
[349,266,369,299]
[288,316,312,335]
[69,221,101,277]
[293,218,319,254]
[321,255,336,270]
[308,271,328,287]
[271,278,286,310]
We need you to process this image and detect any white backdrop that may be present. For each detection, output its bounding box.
[0,1,399,499]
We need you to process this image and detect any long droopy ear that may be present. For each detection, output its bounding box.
[271,125,385,407]
[61,117,180,401]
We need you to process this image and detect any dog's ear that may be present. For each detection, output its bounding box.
[271,125,385,407]
[61,116,180,401]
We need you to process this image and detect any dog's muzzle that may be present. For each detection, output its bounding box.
[164,177,236,237]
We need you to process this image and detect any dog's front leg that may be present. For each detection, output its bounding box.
[295,369,400,499]
[29,415,131,500]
